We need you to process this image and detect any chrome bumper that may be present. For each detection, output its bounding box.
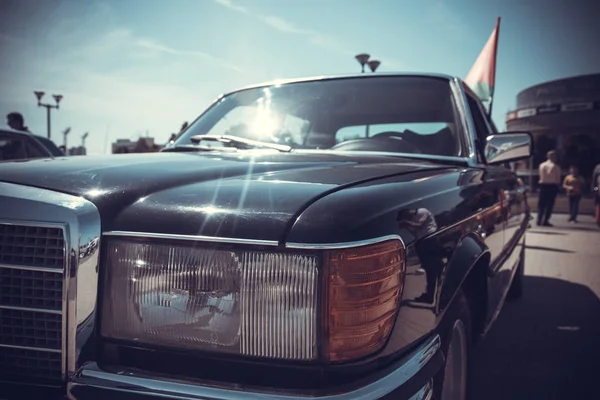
[67,335,440,400]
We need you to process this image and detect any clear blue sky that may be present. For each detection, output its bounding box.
[1,0,598,154]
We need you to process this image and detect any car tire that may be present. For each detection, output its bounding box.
[506,241,525,300]
[434,288,472,400]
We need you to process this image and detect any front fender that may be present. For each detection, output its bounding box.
[438,233,490,314]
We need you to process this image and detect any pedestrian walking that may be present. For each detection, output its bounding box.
[537,150,561,227]
[563,166,585,223]
[6,112,30,132]
[593,163,600,226]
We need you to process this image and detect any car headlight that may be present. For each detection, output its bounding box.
[101,238,405,363]
[101,239,319,360]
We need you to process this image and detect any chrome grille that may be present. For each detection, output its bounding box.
[0,347,62,383]
[0,268,63,311]
[0,222,65,385]
[0,224,65,269]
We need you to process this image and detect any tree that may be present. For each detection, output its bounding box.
[180,121,189,132]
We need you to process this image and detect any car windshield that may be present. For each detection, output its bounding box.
[174,76,463,157]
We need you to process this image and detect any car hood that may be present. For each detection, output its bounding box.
[0,152,452,242]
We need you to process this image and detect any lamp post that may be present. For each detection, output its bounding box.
[355,53,370,73]
[34,91,63,140]
[354,54,382,73]
[62,127,71,148]
[81,132,89,148]
[367,60,381,73]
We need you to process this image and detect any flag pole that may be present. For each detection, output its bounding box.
[487,17,501,118]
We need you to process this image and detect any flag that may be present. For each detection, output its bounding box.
[465,17,501,106]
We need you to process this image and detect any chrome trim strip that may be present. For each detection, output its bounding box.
[68,334,441,400]
[450,78,480,167]
[425,204,497,239]
[0,305,62,315]
[0,182,101,383]
[286,234,404,250]
[232,72,456,94]
[0,264,64,273]
[103,231,279,247]
[0,219,67,229]
[0,343,62,354]
[62,223,71,380]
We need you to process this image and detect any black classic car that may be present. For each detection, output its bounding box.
[0,73,532,400]
[0,128,65,161]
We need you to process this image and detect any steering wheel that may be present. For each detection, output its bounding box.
[371,131,405,139]
[330,136,422,154]
[371,131,424,153]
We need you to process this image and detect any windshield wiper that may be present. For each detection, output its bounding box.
[161,144,237,153]
[189,134,292,152]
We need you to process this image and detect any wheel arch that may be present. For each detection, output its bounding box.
[438,233,490,340]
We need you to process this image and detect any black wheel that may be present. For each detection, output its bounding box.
[506,242,525,300]
[434,288,472,400]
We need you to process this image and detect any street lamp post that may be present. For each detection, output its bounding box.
[354,54,382,73]
[367,60,381,73]
[34,91,63,140]
[62,127,71,148]
[355,53,370,73]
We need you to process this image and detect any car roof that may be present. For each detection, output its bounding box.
[0,128,49,143]
[0,127,34,137]
[229,72,458,95]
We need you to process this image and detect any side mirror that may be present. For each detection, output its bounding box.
[485,132,533,165]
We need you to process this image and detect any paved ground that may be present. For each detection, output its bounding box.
[527,193,597,215]
[471,213,600,399]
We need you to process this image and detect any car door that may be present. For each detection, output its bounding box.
[464,94,515,324]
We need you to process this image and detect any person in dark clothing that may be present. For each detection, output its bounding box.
[6,112,30,132]
[537,150,561,227]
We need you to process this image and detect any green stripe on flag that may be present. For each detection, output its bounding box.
[469,81,493,103]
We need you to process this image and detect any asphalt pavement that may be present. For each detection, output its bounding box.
[471,213,600,399]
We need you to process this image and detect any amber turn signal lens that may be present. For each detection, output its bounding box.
[323,239,405,362]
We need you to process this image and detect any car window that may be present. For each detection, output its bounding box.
[0,135,29,161]
[176,76,463,157]
[25,140,48,159]
[33,135,64,156]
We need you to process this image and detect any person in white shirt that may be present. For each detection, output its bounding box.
[537,150,561,227]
